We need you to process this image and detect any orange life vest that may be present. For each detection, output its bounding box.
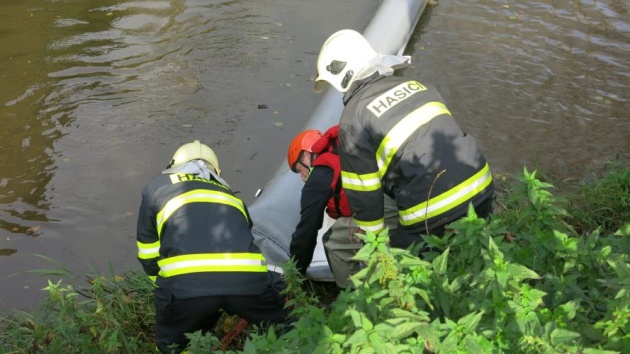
[311,125,352,219]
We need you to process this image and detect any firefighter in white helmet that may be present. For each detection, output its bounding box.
[136,140,289,353]
[314,30,495,251]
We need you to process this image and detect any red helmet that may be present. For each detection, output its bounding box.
[287,129,322,172]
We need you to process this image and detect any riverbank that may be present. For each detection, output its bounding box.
[1,160,628,353]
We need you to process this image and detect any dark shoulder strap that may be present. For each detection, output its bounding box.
[332,170,343,216]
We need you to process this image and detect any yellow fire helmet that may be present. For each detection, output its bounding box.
[169,140,221,175]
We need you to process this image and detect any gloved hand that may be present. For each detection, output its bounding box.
[269,269,287,295]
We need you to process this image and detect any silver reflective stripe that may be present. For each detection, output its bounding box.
[356,221,385,233]
[137,241,160,259]
[138,246,160,257]
[267,264,284,274]
[340,171,381,192]
[160,258,264,273]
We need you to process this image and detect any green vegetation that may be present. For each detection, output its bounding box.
[1,163,628,353]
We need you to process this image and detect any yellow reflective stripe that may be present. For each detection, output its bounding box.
[376,102,451,178]
[156,189,247,238]
[148,275,157,283]
[355,218,385,233]
[157,253,267,277]
[137,240,160,259]
[399,163,493,226]
[341,170,381,192]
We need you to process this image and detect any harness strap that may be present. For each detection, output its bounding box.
[333,172,343,216]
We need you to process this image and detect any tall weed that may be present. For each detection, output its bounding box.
[0,269,155,353]
[240,167,629,353]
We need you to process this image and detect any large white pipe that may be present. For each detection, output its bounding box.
[250,0,428,277]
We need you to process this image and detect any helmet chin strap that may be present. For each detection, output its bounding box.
[341,70,354,89]
[298,161,310,171]
[298,151,316,171]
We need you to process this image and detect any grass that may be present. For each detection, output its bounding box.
[564,154,629,235]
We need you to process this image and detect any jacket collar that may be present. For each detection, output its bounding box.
[342,72,384,105]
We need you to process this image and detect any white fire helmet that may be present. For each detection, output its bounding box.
[169,140,221,175]
[314,29,377,93]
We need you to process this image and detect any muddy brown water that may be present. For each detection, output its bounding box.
[1,0,628,310]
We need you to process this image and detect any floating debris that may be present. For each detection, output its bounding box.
[0,248,17,256]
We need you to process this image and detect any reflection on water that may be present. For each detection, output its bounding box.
[0,0,380,309]
[1,1,180,239]
[0,0,628,310]
[407,0,629,180]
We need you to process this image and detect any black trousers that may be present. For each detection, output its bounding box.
[389,197,494,252]
[154,283,289,354]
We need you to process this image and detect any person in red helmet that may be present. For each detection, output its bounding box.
[287,126,397,288]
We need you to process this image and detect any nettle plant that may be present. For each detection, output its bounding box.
[242,168,629,354]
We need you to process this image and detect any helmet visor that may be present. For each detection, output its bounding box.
[313,79,331,93]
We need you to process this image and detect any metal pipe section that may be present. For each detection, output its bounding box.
[250,0,428,276]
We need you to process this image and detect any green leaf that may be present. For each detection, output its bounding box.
[607,257,630,279]
[556,300,579,320]
[549,328,580,346]
[368,332,393,353]
[614,223,630,236]
[362,316,374,331]
[344,329,368,346]
[354,244,374,261]
[506,263,540,281]
[458,310,485,333]
[585,229,601,249]
[349,309,362,328]
[365,230,377,242]
[440,331,459,353]
[448,275,466,292]
[432,247,449,274]
[370,289,389,300]
[515,311,540,334]
[463,334,487,354]
[415,324,438,350]
[412,288,434,310]
[390,322,424,339]
[389,308,431,322]
[23,268,73,276]
[582,349,622,354]
[495,269,508,289]
[368,263,386,284]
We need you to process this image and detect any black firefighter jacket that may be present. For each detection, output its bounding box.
[338,74,494,235]
[136,173,271,299]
